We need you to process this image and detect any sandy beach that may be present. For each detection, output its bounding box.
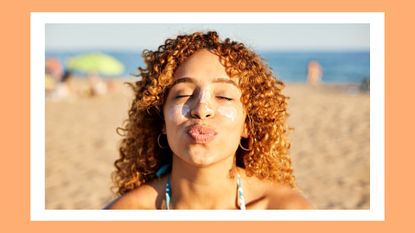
[45,80,370,209]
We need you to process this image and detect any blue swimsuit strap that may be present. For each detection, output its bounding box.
[165,174,246,210]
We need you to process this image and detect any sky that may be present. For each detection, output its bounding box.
[46,23,370,51]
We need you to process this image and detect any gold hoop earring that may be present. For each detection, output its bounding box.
[157,134,168,149]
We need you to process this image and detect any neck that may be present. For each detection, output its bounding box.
[169,155,238,209]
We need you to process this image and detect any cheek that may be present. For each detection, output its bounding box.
[217,105,241,123]
[166,104,190,123]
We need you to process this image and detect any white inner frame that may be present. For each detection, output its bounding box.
[31,12,384,221]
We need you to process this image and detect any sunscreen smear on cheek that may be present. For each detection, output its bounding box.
[181,104,191,119]
[217,105,238,122]
[167,104,190,121]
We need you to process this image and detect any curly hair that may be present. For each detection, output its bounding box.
[113,31,294,195]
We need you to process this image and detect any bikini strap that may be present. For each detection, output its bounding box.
[166,176,171,210]
[237,174,246,210]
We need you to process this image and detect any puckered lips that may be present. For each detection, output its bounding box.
[186,124,217,144]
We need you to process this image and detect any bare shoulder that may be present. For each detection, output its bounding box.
[105,177,166,209]
[265,184,313,209]
[238,170,312,209]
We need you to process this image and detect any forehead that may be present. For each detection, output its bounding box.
[173,49,239,84]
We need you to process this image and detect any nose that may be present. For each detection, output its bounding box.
[190,102,215,119]
[190,94,215,119]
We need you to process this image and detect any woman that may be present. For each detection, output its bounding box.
[107,31,311,209]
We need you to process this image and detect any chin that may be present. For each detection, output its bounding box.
[187,150,235,168]
[186,153,218,168]
[173,144,237,168]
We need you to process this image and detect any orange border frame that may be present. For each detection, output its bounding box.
[1,0,409,231]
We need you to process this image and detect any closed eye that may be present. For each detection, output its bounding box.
[217,96,233,101]
[175,95,193,99]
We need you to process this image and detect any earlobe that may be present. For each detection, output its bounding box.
[241,122,249,138]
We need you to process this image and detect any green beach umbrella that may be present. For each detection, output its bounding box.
[67,52,125,76]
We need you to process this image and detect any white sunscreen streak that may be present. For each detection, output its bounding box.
[168,104,190,121]
[199,90,211,104]
[181,105,191,119]
[197,90,215,113]
[217,106,238,122]
[168,89,238,122]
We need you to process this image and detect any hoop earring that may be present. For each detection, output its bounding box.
[146,108,152,116]
[239,141,251,151]
[157,134,168,149]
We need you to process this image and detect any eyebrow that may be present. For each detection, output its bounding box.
[171,77,239,87]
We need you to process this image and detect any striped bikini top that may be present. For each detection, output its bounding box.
[156,164,246,210]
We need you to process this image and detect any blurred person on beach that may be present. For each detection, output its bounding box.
[87,74,108,97]
[360,77,370,93]
[307,60,323,86]
[45,74,56,95]
[45,58,64,83]
[47,70,77,101]
[106,31,311,209]
[45,57,63,96]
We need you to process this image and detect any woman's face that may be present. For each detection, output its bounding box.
[163,49,247,167]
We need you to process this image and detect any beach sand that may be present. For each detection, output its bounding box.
[45,80,370,209]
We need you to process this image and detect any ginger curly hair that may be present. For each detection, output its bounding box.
[113,31,294,195]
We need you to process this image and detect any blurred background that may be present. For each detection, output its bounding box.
[45,23,370,209]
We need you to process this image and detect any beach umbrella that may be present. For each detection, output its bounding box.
[66,52,125,76]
